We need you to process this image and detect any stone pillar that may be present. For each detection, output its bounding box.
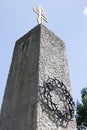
[0,25,77,130]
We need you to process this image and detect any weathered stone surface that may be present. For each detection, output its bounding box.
[37,25,77,130]
[0,25,77,130]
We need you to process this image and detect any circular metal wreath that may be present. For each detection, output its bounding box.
[43,77,75,121]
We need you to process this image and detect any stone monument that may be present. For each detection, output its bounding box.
[0,5,77,130]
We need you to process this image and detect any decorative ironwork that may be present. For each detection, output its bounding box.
[42,77,75,121]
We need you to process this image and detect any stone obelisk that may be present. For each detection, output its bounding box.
[0,24,77,130]
[0,6,77,130]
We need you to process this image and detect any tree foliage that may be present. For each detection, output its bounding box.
[76,88,87,127]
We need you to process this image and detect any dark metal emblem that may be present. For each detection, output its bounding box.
[42,77,75,121]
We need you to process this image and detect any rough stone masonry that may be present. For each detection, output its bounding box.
[0,24,77,130]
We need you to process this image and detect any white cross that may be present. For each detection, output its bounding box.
[33,5,48,24]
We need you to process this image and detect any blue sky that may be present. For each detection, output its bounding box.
[0,0,87,109]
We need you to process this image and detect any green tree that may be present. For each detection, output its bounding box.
[76,88,87,127]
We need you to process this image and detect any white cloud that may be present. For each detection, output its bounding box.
[83,7,87,16]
